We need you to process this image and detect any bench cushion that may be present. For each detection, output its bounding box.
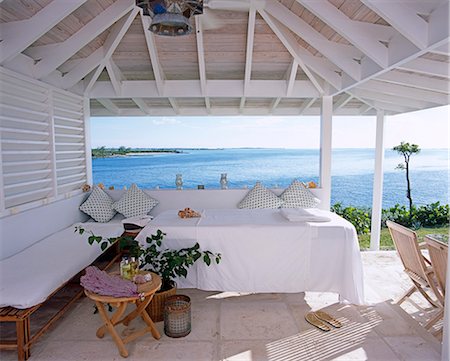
[0,222,123,309]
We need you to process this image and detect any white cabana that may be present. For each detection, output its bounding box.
[0,0,449,359]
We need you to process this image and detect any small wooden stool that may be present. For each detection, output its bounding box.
[84,273,162,358]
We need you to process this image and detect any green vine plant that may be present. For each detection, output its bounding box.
[75,226,221,291]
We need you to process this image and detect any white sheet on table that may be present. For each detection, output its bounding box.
[137,209,365,305]
[0,222,123,309]
[280,208,332,222]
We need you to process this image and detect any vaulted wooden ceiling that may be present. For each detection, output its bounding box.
[0,0,449,116]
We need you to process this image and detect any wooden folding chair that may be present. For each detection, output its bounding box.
[423,235,447,335]
[386,221,442,308]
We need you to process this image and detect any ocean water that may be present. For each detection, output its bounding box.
[92,148,449,208]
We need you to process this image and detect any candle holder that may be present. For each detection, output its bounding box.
[175,174,183,190]
[220,173,228,189]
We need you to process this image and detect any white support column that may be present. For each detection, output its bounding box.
[443,249,450,361]
[83,98,93,185]
[320,96,333,210]
[370,110,385,251]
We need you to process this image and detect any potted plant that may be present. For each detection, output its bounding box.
[76,226,221,321]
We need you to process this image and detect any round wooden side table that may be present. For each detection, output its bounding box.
[84,272,162,358]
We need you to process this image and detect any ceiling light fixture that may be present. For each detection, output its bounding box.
[136,0,203,36]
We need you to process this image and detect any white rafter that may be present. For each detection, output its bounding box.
[60,47,104,90]
[141,12,165,95]
[270,98,282,113]
[106,59,124,96]
[298,98,316,114]
[333,94,353,111]
[377,71,450,93]
[132,98,152,114]
[286,60,299,96]
[298,0,388,69]
[351,88,433,110]
[65,9,137,91]
[266,0,362,81]
[258,10,334,93]
[168,98,180,114]
[194,17,210,112]
[360,0,428,50]
[398,58,450,78]
[90,79,320,98]
[244,6,256,96]
[97,99,120,114]
[0,0,87,64]
[32,0,135,80]
[357,80,449,105]
[82,8,138,93]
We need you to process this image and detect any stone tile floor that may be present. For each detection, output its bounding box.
[1,251,444,361]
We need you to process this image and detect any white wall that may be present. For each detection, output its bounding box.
[0,193,89,260]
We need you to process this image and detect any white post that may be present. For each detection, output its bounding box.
[83,97,93,185]
[442,244,450,361]
[370,110,385,251]
[320,96,333,210]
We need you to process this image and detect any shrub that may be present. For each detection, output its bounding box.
[415,202,449,227]
[331,203,371,235]
[332,202,449,234]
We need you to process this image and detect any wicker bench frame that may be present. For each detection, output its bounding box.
[0,244,120,361]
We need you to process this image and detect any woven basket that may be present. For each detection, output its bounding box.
[146,284,176,322]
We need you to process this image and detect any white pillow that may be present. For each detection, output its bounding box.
[238,182,284,209]
[113,184,158,218]
[79,186,116,222]
[280,179,320,208]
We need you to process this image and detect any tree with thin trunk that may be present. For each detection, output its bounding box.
[393,142,420,220]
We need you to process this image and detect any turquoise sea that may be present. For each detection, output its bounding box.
[92,148,449,208]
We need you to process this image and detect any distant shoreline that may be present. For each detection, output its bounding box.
[91,147,182,158]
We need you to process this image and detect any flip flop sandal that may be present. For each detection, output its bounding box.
[314,310,342,328]
[305,312,331,332]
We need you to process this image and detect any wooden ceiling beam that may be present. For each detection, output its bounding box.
[298,0,388,68]
[266,0,362,81]
[90,79,320,98]
[398,58,450,78]
[333,94,353,111]
[244,7,256,95]
[106,59,124,96]
[360,0,428,50]
[33,0,135,79]
[97,99,120,114]
[377,71,450,93]
[259,10,335,93]
[357,80,449,105]
[270,98,282,113]
[132,98,152,114]
[298,98,316,115]
[351,88,433,110]
[194,17,210,112]
[83,8,138,94]
[168,98,180,114]
[141,12,165,95]
[286,60,298,97]
[0,0,87,64]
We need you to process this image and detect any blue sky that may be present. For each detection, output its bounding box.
[91,105,449,149]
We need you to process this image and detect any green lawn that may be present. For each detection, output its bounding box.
[358,226,449,250]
